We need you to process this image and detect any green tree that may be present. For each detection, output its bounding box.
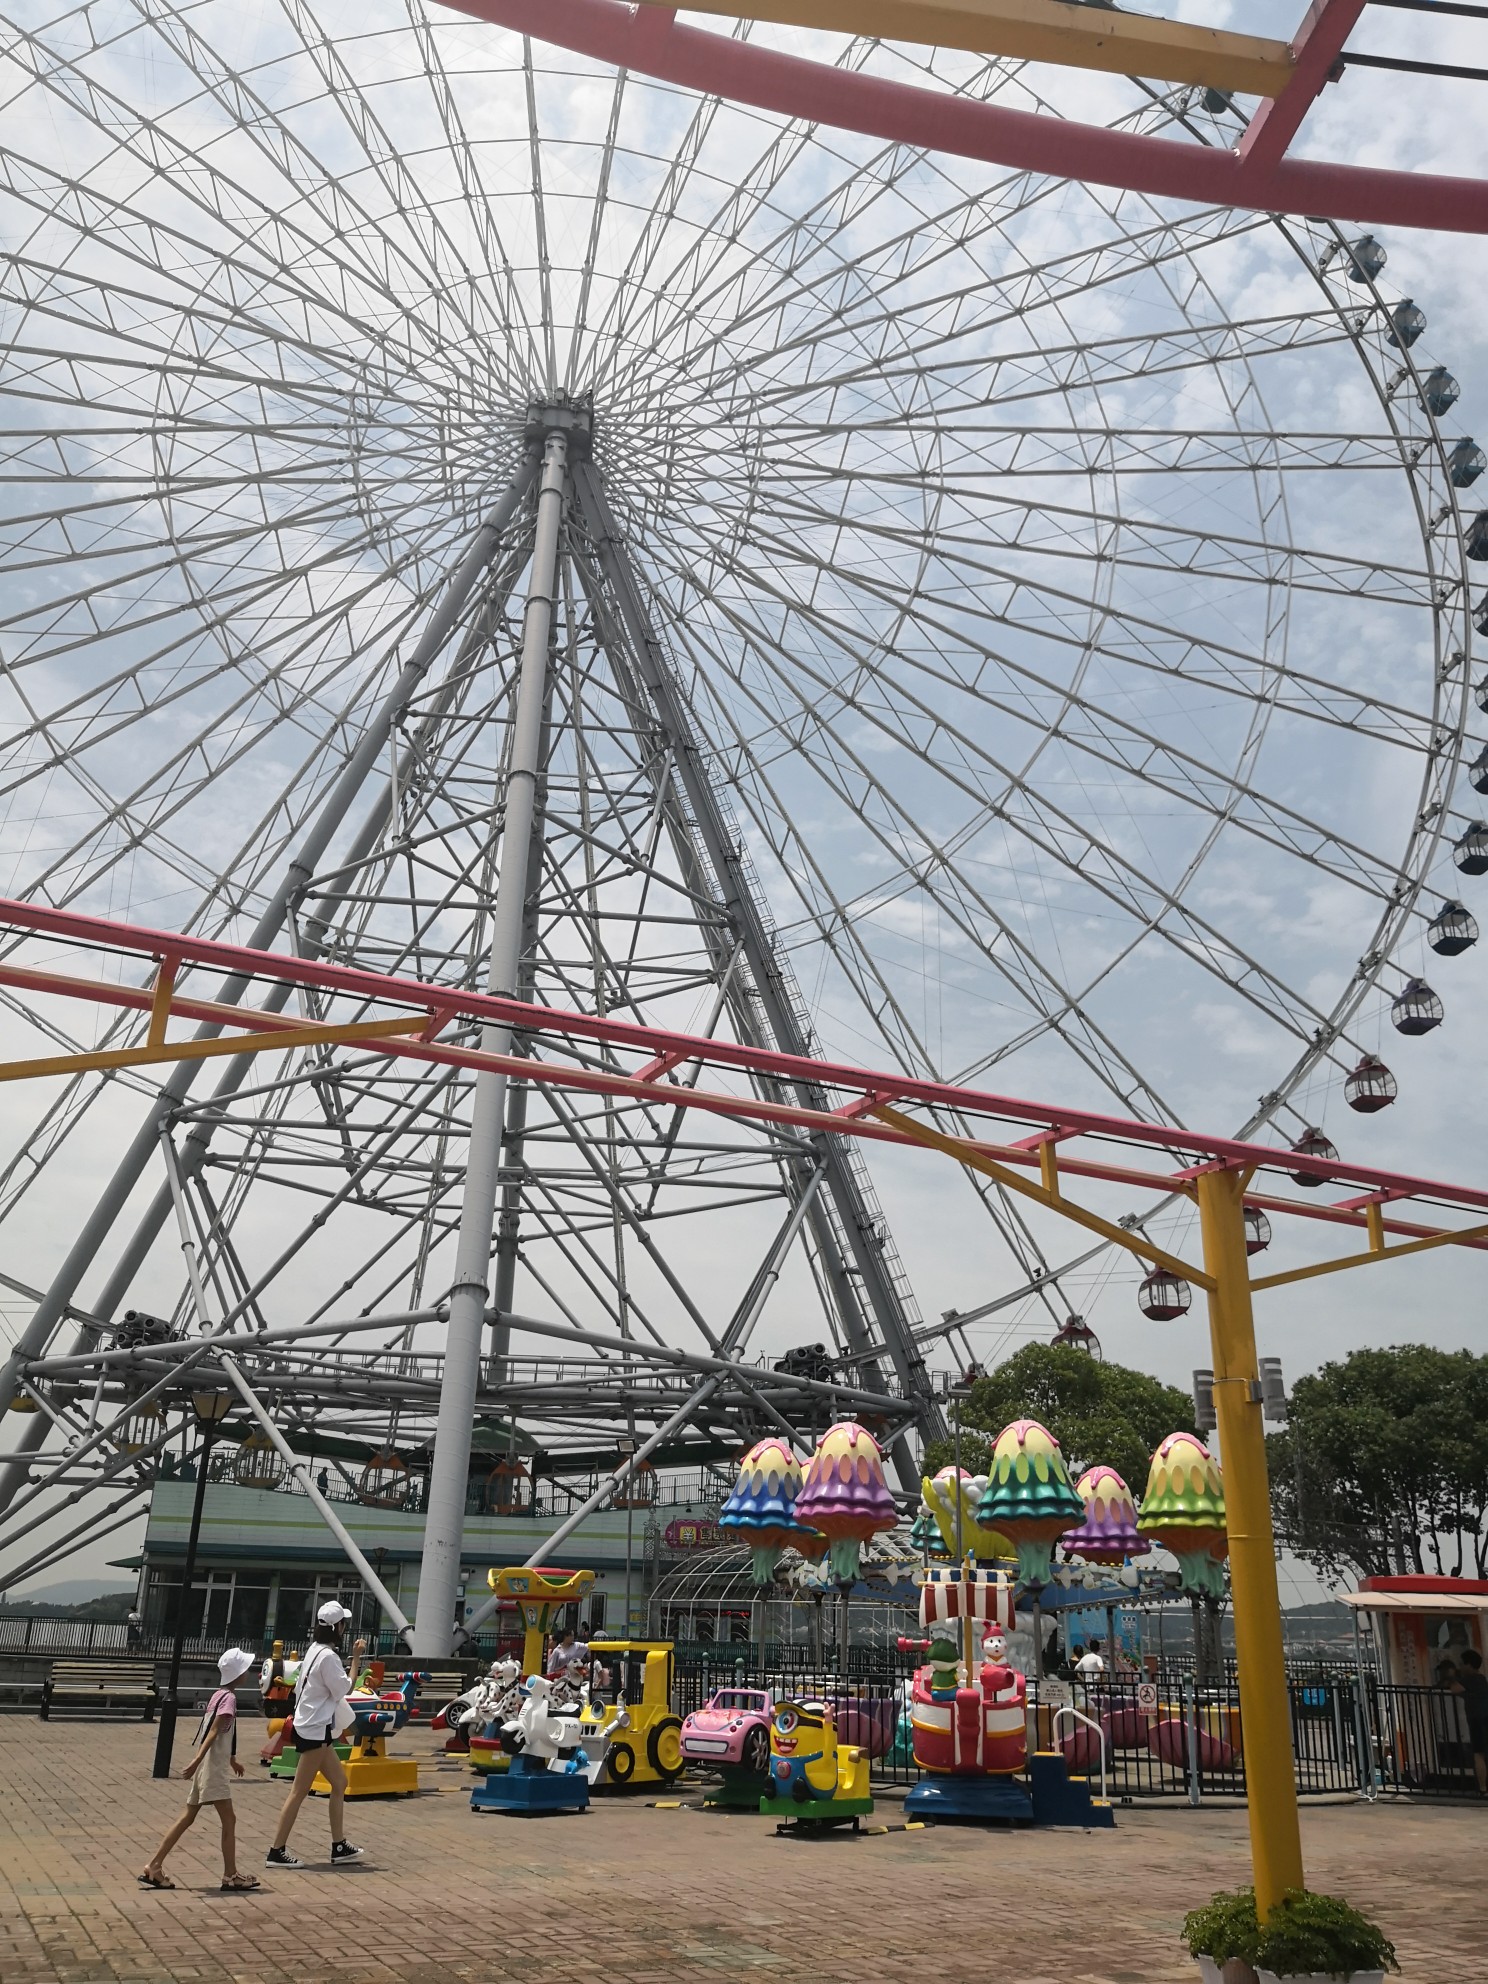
[923,1342,1196,1493]
[1268,1344,1488,1584]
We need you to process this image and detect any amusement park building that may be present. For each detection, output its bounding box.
[125,1474,722,1647]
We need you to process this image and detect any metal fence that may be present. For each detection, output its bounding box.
[668,1657,1479,1803]
[3,1619,1479,1802]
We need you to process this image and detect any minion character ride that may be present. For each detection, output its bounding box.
[757,1698,873,1830]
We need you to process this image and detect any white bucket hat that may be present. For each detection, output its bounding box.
[316,1599,353,1627]
[218,1646,255,1686]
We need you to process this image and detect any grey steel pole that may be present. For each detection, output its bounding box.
[215,1352,410,1637]
[151,1414,219,1779]
[0,465,535,1511]
[570,464,938,1483]
[410,428,569,1657]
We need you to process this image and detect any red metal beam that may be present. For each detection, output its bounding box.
[1237,0,1366,179]
[435,0,1488,233]
[2,895,1487,1233]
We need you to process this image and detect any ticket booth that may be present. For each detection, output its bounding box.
[1345,1577,1488,1790]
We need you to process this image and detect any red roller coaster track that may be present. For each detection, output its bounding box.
[1,896,1485,1275]
[436,0,1488,233]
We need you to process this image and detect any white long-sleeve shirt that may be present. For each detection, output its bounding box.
[294,1643,352,1731]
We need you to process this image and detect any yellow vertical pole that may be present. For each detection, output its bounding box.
[1195,1166,1304,1918]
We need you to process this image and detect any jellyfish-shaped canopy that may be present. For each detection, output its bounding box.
[1062,1465,1146,1567]
[909,1504,947,1557]
[1138,1432,1229,1597]
[718,1436,813,1551]
[975,1420,1085,1536]
[1138,1433,1226,1541]
[795,1421,899,1542]
[974,1419,1084,1589]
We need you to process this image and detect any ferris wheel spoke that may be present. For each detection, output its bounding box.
[765,421,1427,480]
[116,0,530,387]
[0,125,496,422]
[646,531,1346,1081]
[756,466,1437,611]
[677,201,1272,408]
[562,65,628,395]
[734,310,1357,429]
[737,469,1435,749]
[652,552,1191,1119]
[521,37,558,392]
[720,498,1430,900]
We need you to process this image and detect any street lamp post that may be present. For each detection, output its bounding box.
[151,1387,232,1778]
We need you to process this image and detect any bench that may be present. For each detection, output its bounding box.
[40,1659,158,1721]
[408,1666,469,1720]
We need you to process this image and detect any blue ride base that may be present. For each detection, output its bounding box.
[904,1774,1033,1824]
[904,1753,1116,1829]
[470,1752,590,1817]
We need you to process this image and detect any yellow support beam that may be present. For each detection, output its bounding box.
[1196,1167,1304,1919]
[1249,1219,1488,1293]
[146,956,178,1049]
[637,0,1296,96]
[871,1102,1213,1288]
[0,1013,430,1087]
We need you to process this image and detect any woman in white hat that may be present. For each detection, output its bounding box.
[139,1646,260,1892]
[265,1600,367,1869]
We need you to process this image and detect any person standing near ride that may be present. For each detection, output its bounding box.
[139,1648,259,1892]
[265,1602,367,1870]
[258,1639,296,1765]
[1451,1648,1488,1795]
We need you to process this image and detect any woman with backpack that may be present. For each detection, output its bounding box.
[265,1601,368,1870]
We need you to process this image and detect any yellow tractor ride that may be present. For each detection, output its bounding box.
[578,1638,684,1790]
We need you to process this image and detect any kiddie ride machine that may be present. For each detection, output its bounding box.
[466,1565,595,1779]
[469,1670,624,1817]
[899,1564,1114,1828]
[758,1697,874,1833]
[578,1637,685,1790]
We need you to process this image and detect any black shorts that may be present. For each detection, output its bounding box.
[289,1723,334,1751]
[1469,1723,1488,1759]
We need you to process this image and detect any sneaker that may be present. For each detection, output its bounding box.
[264,1847,303,1869]
[329,1840,365,1865]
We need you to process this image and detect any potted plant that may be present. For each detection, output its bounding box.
[1253,1890,1399,1983]
[1181,1887,1260,1984]
[1182,1888,1400,1984]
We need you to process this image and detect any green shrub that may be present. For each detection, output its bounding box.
[1181,1887,1261,1963]
[1254,1889,1399,1977]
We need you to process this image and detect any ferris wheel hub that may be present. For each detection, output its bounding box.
[524,397,594,456]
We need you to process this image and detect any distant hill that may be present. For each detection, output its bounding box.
[0,1582,136,1621]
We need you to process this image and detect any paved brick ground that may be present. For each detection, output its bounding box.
[1,1719,1483,1982]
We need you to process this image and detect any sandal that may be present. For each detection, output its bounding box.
[137,1871,176,1890]
[220,1874,262,1892]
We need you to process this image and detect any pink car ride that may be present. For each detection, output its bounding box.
[680,1687,774,1777]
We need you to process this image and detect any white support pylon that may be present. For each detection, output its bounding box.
[410,421,570,1656]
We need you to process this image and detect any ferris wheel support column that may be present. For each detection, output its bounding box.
[1196,1166,1304,1919]
[411,421,571,1659]
[572,463,939,1485]
[0,464,537,1514]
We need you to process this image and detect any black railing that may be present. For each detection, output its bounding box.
[5,1618,1477,1803]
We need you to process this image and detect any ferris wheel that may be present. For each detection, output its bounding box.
[0,3,1483,1608]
